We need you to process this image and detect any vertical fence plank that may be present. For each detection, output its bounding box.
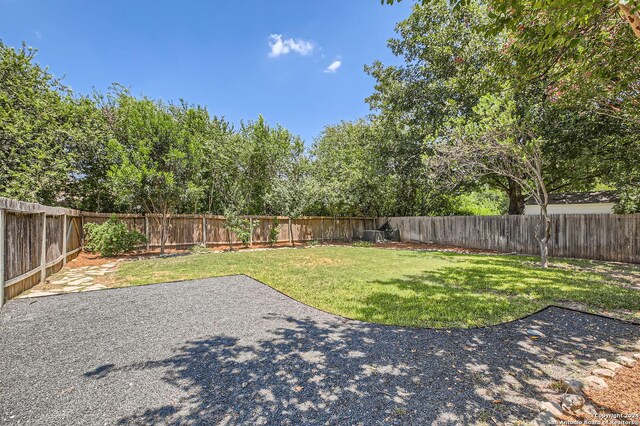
[202,216,207,246]
[40,213,46,283]
[398,213,640,263]
[0,209,5,307]
[144,215,150,251]
[62,214,68,266]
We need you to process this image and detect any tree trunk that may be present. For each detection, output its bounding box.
[619,1,640,37]
[160,211,168,255]
[535,204,551,268]
[507,178,525,215]
[289,219,294,247]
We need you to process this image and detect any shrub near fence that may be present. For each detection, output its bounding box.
[0,197,374,304]
[2,196,640,305]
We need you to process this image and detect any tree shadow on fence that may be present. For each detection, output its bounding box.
[85,307,640,425]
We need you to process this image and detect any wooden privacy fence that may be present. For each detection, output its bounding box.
[0,198,83,304]
[2,196,640,305]
[386,214,640,264]
[79,213,377,249]
[0,197,377,304]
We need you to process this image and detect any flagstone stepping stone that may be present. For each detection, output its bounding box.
[102,263,117,268]
[634,353,640,360]
[85,271,108,276]
[592,368,616,379]
[19,291,58,298]
[83,284,107,291]
[49,279,71,285]
[62,286,82,292]
[67,278,93,286]
[596,359,623,372]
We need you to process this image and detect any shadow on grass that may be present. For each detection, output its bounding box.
[86,308,640,425]
[356,254,640,328]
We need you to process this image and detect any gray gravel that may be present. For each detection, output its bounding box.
[0,275,638,425]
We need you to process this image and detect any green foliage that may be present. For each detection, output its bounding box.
[0,42,73,204]
[451,188,507,216]
[104,87,204,215]
[353,241,374,248]
[614,186,640,213]
[189,244,210,254]
[309,120,392,216]
[269,217,281,245]
[2,33,637,222]
[83,215,146,257]
[307,239,320,246]
[370,1,639,215]
[222,208,254,247]
[309,119,450,216]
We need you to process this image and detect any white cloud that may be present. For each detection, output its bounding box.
[268,34,314,57]
[324,60,342,73]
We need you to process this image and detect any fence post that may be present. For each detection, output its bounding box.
[80,215,84,246]
[249,218,253,246]
[144,214,150,251]
[320,217,324,243]
[62,214,68,266]
[288,217,293,245]
[0,209,5,307]
[333,217,337,240]
[349,217,353,242]
[202,215,207,246]
[40,213,47,283]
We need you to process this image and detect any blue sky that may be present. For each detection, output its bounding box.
[0,0,413,144]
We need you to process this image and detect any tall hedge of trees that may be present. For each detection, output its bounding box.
[2,0,639,226]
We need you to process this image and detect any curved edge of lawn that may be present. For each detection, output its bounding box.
[242,273,640,331]
[101,271,640,331]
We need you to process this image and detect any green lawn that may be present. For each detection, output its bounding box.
[114,246,640,328]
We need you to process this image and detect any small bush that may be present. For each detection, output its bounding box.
[307,239,320,246]
[353,240,373,248]
[84,215,147,257]
[189,244,209,254]
[223,209,254,247]
[269,217,281,245]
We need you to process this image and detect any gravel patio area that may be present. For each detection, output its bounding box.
[0,275,639,425]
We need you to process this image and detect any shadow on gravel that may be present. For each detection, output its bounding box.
[86,307,640,425]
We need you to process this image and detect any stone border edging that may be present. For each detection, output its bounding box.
[531,339,640,425]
